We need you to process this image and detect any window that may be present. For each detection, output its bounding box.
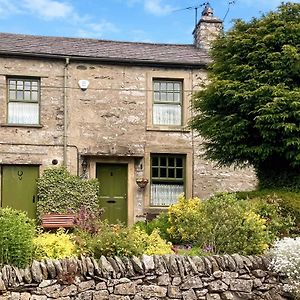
[151,154,185,206]
[153,80,182,126]
[7,78,40,125]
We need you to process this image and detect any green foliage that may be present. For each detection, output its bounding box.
[134,212,172,242]
[191,3,300,189]
[33,229,77,260]
[37,167,99,216]
[167,194,270,255]
[237,189,300,235]
[0,208,35,267]
[77,222,173,258]
[167,195,206,244]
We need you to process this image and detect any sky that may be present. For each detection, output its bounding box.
[0,0,298,44]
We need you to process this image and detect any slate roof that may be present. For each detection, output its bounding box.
[0,32,209,67]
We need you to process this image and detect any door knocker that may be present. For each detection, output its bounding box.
[17,170,23,180]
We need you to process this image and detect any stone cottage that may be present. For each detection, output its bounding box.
[0,6,256,223]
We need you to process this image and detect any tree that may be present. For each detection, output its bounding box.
[191,2,300,189]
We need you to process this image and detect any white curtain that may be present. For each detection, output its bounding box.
[8,102,39,124]
[151,183,184,206]
[153,104,181,126]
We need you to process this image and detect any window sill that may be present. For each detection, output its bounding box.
[146,126,190,133]
[1,123,43,128]
[144,206,169,213]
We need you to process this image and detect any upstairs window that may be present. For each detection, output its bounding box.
[153,80,182,126]
[7,78,40,125]
[151,154,185,206]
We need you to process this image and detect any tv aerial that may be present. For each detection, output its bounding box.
[173,2,211,27]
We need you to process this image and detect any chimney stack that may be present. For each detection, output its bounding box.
[193,4,223,50]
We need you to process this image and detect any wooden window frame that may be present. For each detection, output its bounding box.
[150,154,186,207]
[152,79,183,126]
[6,77,41,126]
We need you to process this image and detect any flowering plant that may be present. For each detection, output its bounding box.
[269,237,300,299]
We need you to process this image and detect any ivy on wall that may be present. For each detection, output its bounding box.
[37,167,99,217]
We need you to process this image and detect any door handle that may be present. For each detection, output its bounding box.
[107,200,116,204]
[32,196,35,203]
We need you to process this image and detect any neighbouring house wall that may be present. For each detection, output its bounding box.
[0,57,78,174]
[0,255,290,300]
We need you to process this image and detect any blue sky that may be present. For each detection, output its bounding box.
[0,0,297,44]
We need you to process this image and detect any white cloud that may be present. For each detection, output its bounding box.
[144,0,173,16]
[22,0,73,20]
[77,21,119,38]
[0,0,20,18]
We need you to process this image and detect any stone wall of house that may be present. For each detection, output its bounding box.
[0,255,290,300]
[0,56,257,221]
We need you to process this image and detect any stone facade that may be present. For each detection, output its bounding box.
[0,255,291,300]
[0,7,257,223]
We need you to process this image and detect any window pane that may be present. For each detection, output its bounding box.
[17,81,23,90]
[174,83,181,91]
[153,82,160,91]
[154,92,160,101]
[152,156,159,166]
[176,158,183,167]
[174,93,181,102]
[176,168,183,179]
[31,81,38,91]
[167,93,174,102]
[24,91,31,101]
[31,91,38,101]
[151,183,184,206]
[168,168,175,178]
[8,102,39,124]
[153,104,181,126]
[24,81,31,90]
[160,92,167,101]
[167,82,173,91]
[160,168,167,177]
[160,82,167,90]
[9,91,16,100]
[152,167,159,178]
[160,157,167,166]
[16,91,23,100]
[9,80,16,90]
[168,157,175,167]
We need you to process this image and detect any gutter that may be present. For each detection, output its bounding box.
[0,51,210,69]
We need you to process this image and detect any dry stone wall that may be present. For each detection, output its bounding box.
[0,255,291,300]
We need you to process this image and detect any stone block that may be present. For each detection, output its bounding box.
[93,290,109,300]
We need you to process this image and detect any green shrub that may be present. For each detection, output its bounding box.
[0,208,35,267]
[37,167,99,217]
[167,193,270,255]
[134,212,172,242]
[167,195,206,244]
[33,229,77,260]
[77,222,173,257]
[237,189,299,235]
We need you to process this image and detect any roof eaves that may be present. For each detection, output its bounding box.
[0,50,209,68]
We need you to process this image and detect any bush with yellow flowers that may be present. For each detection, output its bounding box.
[167,193,271,255]
[33,229,77,260]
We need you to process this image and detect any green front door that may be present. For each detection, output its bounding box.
[1,165,39,219]
[96,163,128,224]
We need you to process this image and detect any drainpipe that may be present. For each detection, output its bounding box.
[63,57,70,167]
